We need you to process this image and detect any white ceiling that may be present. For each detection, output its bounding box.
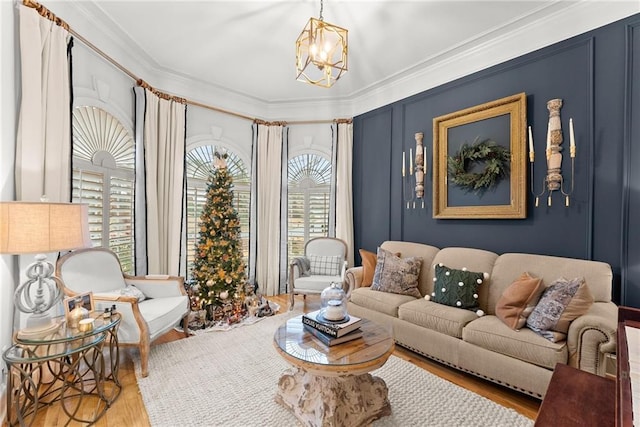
[48,1,639,119]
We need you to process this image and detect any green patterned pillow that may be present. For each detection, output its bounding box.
[426,264,488,316]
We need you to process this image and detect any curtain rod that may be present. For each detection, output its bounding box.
[23,0,352,125]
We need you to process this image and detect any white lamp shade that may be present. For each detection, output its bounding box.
[0,202,91,254]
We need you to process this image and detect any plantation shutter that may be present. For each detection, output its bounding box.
[109,176,135,273]
[72,169,104,246]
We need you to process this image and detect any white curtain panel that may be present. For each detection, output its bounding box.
[278,128,289,294]
[335,122,354,268]
[253,123,286,296]
[15,4,71,202]
[133,87,148,275]
[141,89,186,276]
[248,125,259,286]
[328,126,338,237]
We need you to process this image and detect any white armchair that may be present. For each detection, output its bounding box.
[289,237,349,310]
[56,248,190,377]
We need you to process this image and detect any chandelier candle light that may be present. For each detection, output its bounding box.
[0,201,91,336]
[529,98,577,207]
[296,0,348,88]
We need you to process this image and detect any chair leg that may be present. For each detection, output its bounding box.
[182,314,190,337]
[140,344,149,378]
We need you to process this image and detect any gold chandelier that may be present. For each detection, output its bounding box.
[295,0,348,88]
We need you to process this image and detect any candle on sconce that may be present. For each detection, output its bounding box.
[528,126,534,153]
[423,146,427,171]
[402,151,406,177]
[409,148,413,175]
[569,118,576,149]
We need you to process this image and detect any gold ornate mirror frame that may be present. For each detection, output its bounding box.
[432,92,527,219]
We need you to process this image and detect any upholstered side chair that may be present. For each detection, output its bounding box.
[289,237,349,310]
[56,247,190,377]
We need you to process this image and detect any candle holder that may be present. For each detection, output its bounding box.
[414,132,426,209]
[403,175,415,209]
[320,282,347,321]
[403,147,415,209]
[402,133,427,209]
[530,99,576,208]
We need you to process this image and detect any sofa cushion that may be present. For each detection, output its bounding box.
[294,275,343,292]
[526,277,594,342]
[428,264,486,312]
[139,296,189,340]
[371,248,422,298]
[309,254,342,276]
[399,298,479,338]
[349,287,415,317]
[488,253,613,314]
[495,272,544,330]
[463,315,567,370]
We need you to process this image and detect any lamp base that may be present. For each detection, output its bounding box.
[17,317,62,339]
[25,311,55,329]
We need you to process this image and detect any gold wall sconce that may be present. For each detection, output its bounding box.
[530,98,576,207]
[403,132,427,209]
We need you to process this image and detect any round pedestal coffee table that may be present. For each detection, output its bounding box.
[273,315,394,427]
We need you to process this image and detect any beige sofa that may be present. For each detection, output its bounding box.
[345,241,617,398]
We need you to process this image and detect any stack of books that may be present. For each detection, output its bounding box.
[302,309,363,346]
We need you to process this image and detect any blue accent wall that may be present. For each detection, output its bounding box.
[353,13,640,307]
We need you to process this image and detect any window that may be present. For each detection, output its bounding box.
[185,146,250,276]
[287,154,332,262]
[71,106,135,274]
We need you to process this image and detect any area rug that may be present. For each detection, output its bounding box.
[135,312,534,427]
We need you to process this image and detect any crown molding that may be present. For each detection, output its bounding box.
[47,1,640,121]
[347,1,640,117]
[254,1,640,120]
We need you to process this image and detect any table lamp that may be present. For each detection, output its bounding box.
[0,201,91,334]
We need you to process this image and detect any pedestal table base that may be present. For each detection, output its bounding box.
[275,366,391,427]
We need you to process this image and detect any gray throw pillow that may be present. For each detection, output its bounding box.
[371,247,422,298]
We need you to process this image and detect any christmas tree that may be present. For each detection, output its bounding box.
[190,153,247,319]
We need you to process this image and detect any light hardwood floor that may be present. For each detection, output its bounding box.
[13,294,541,426]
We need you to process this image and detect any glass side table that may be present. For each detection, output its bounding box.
[3,313,121,426]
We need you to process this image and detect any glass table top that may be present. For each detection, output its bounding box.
[3,313,121,364]
[273,315,394,368]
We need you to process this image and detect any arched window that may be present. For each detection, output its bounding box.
[185,145,250,276]
[71,106,135,274]
[287,153,332,262]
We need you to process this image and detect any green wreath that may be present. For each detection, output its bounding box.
[447,138,510,192]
